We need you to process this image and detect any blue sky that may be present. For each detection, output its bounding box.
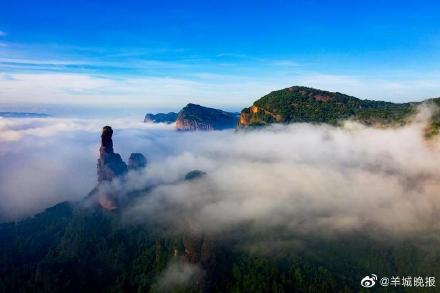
[1,0,440,112]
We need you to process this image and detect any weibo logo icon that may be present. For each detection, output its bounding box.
[361,274,377,288]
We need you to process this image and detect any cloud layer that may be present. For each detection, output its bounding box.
[1,115,440,240]
[124,120,440,237]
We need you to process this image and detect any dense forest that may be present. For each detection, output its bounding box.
[239,86,440,137]
[1,199,439,292]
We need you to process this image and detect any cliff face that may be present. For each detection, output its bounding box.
[176,119,214,131]
[144,112,178,124]
[238,86,418,127]
[175,103,238,131]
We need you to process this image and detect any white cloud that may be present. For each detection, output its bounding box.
[1,110,440,239]
[1,71,440,109]
[0,72,271,108]
[154,261,202,291]
[124,118,440,237]
[1,38,440,107]
[0,57,86,66]
[0,116,173,142]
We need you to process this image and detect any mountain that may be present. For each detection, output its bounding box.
[239,86,440,132]
[175,103,238,131]
[144,112,178,124]
[0,112,51,118]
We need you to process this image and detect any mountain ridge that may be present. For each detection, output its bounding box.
[144,112,178,124]
[239,86,440,134]
[240,86,414,126]
[143,86,440,136]
[0,112,51,118]
[175,103,238,131]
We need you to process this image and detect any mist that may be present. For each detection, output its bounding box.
[0,117,172,221]
[153,261,202,291]
[122,119,440,238]
[1,113,440,239]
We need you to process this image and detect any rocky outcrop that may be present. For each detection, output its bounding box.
[185,170,206,181]
[128,153,147,170]
[175,103,238,131]
[96,126,147,210]
[144,112,178,124]
[97,126,128,182]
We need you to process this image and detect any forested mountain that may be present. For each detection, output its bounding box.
[239,86,440,136]
[2,199,440,292]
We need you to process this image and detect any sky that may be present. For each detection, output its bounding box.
[1,0,440,113]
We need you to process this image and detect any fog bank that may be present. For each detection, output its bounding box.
[1,115,440,238]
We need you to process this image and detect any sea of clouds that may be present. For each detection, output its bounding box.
[1,113,440,238]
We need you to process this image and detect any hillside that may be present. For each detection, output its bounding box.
[239,86,440,131]
[2,192,440,292]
